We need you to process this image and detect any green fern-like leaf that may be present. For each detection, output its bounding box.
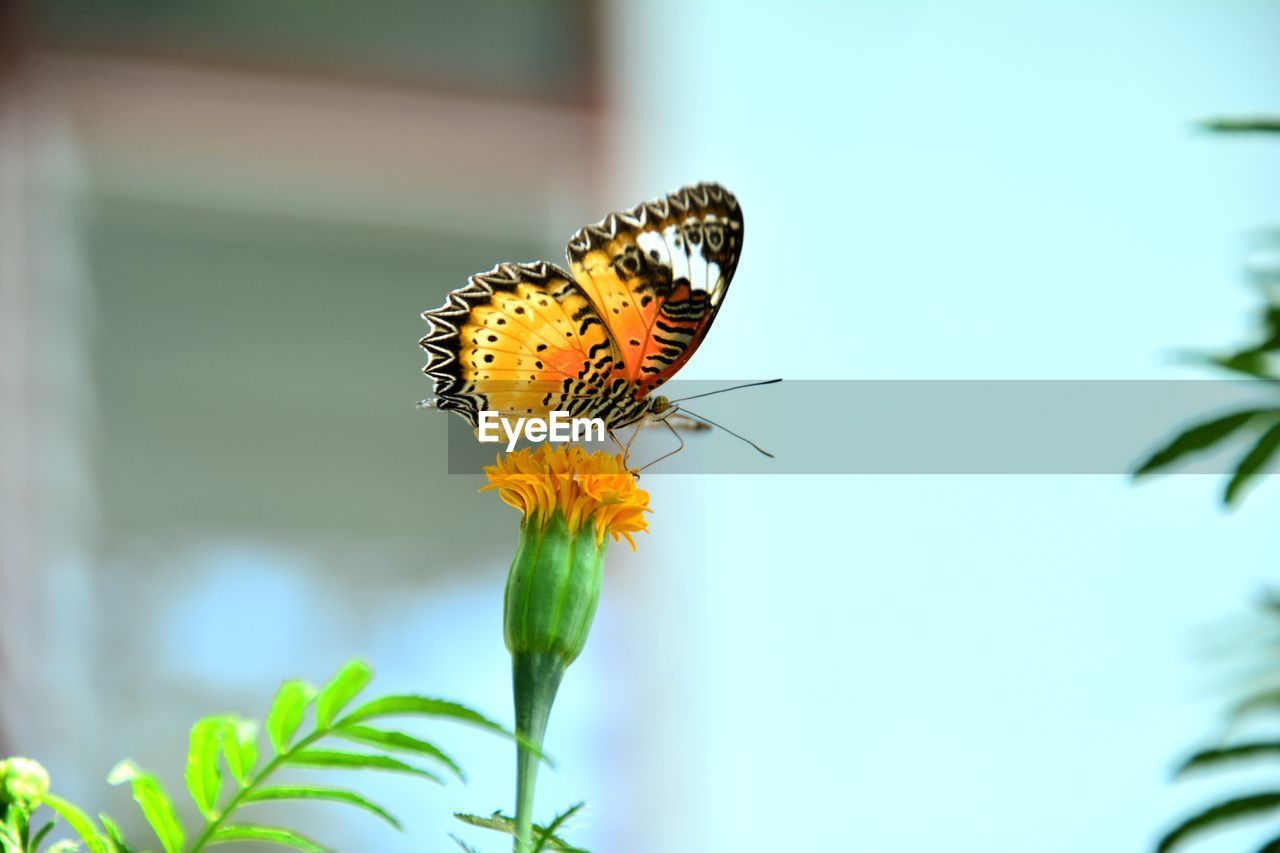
[338,695,542,761]
[332,725,465,782]
[1200,116,1280,134]
[1232,686,1280,721]
[41,793,109,853]
[1177,741,1280,775]
[220,718,259,787]
[243,786,402,831]
[266,680,316,754]
[208,824,330,852]
[532,802,586,853]
[182,659,499,852]
[98,813,135,853]
[454,811,588,852]
[1134,410,1274,477]
[1157,792,1280,852]
[1224,421,1280,504]
[29,821,54,852]
[108,761,184,853]
[284,750,443,784]
[186,719,225,819]
[314,660,374,729]
[13,658,501,853]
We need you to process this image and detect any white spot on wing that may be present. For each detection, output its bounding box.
[686,217,711,292]
[636,230,667,261]
[707,262,724,304]
[662,223,690,285]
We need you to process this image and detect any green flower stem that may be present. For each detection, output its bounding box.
[512,653,565,853]
[504,511,606,853]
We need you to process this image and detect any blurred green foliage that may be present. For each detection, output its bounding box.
[1152,118,1280,852]
[1,659,510,853]
[1134,145,1280,508]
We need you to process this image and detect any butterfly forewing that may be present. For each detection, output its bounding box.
[566,182,742,395]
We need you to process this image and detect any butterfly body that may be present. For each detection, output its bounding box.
[420,182,742,435]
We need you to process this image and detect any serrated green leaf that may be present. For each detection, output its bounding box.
[332,725,465,782]
[1157,792,1280,852]
[266,680,316,754]
[1134,410,1272,477]
[1177,742,1280,776]
[1224,421,1280,504]
[337,694,544,762]
[40,793,108,853]
[338,694,517,739]
[208,825,329,853]
[315,661,374,730]
[107,761,184,853]
[98,813,135,853]
[453,812,584,852]
[30,820,55,851]
[284,750,442,783]
[220,717,259,786]
[185,718,224,818]
[244,786,401,830]
[532,802,586,853]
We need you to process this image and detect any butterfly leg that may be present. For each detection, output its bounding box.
[623,417,647,457]
[635,416,686,473]
[607,428,638,470]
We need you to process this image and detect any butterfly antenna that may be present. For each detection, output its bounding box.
[668,378,782,405]
[675,406,775,458]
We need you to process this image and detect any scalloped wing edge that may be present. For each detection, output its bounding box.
[420,261,574,425]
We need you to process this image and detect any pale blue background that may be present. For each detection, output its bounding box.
[6,3,1280,852]
[603,2,1280,851]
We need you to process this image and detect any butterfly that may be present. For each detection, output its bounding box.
[420,182,743,443]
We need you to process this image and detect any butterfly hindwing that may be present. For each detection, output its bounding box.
[566,182,742,395]
[420,261,630,426]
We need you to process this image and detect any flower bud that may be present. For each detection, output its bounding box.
[0,757,50,806]
[504,509,606,665]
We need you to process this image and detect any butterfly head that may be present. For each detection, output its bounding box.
[648,395,673,416]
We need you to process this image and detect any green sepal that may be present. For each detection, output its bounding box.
[504,510,605,666]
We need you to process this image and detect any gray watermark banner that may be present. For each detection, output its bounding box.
[439,380,1280,475]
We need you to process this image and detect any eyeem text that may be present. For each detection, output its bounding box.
[477,410,606,451]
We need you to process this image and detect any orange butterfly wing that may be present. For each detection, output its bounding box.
[421,183,743,430]
[420,262,645,427]
[566,182,743,396]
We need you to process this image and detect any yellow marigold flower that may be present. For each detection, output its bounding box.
[481,444,650,548]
